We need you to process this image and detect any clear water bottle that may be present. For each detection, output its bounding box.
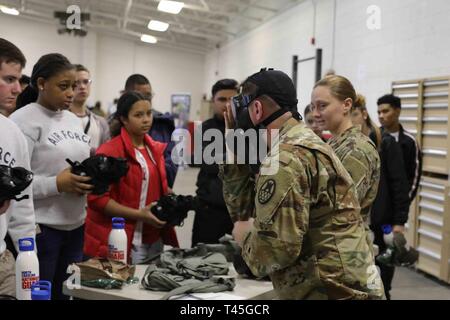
[108,217,127,264]
[15,238,39,300]
[31,281,51,300]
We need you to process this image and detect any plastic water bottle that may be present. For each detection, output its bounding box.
[108,217,127,264]
[31,281,51,300]
[382,225,394,246]
[375,225,396,266]
[15,238,39,300]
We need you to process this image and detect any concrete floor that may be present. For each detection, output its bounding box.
[391,268,450,300]
[172,167,450,300]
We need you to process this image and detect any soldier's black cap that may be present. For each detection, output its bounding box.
[245,68,299,113]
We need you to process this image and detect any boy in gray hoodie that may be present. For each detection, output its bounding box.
[0,38,35,298]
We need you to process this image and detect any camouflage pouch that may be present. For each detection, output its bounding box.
[73,258,136,289]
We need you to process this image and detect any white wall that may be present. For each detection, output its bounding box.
[204,0,450,122]
[96,35,205,117]
[0,14,205,117]
[3,0,450,122]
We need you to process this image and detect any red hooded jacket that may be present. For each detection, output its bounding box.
[83,127,179,261]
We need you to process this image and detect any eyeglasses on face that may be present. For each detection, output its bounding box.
[75,79,92,86]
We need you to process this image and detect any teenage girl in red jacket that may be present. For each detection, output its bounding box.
[83,91,178,264]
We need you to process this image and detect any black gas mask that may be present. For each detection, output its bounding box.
[230,92,286,174]
[0,165,33,204]
[151,194,198,227]
[230,93,256,131]
[229,68,302,174]
[66,155,129,195]
[230,68,301,132]
[231,92,295,131]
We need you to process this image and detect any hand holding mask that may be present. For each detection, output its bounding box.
[0,164,33,204]
[66,155,129,195]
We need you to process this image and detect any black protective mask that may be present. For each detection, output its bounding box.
[231,93,292,131]
[66,155,129,195]
[151,194,198,227]
[0,165,33,203]
[236,107,255,131]
[231,93,289,174]
[231,93,256,131]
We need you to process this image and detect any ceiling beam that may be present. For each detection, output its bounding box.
[92,24,210,54]
[104,0,231,27]
[131,11,233,38]
[146,0,262,23]
[127,20,222,45]
[8,2,210,55]
[208,0,278,13]
[122,0,133,29]
[198,0,209,12]
[7,0,304,54]
[91,10,224,43]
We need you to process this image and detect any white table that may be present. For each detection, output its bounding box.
[63,265,275,300]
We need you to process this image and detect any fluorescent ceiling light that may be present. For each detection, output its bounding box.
[148,20,169,32]
[0,5,19,15]
[141,34,158,44]
[157,0,184,14]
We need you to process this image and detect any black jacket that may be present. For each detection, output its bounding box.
[149,110,178,188]
[370,131,410,226]
[195,115,227,208]
[381,125,422,202]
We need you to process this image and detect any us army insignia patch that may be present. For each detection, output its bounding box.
[258,179,276,204]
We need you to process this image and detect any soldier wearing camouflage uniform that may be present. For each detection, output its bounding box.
[328,126,380,222]
[311,76,380,225]
[221,69,384,300]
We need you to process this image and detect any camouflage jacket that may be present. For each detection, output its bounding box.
[219,119,384,300]
[328,126,380,224]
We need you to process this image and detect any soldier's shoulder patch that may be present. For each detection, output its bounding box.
[258,179,276,204]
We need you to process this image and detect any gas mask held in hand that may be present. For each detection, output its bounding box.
[0,165,33,203]
[151,194,198,227]
[66,155,129,195]
[376,231,419,267]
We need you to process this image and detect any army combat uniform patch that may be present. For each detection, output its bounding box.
[258,179,276,204]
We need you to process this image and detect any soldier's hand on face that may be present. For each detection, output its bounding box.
[224,103,236,130]
[393,225,405,234]
[142,203,167,229]
[232,218,254,247]
[0,200,10,216]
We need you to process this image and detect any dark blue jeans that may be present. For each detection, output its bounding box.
[36,224,84,300]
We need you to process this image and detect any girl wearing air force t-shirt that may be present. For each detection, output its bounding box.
[11,53,92,300]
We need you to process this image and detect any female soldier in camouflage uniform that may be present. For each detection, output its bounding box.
[311,76,380,226]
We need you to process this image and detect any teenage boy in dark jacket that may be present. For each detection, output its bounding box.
[191,79,238,246]
[377,94,422,203]
[370,130,410,300]
[372,94,423,300]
